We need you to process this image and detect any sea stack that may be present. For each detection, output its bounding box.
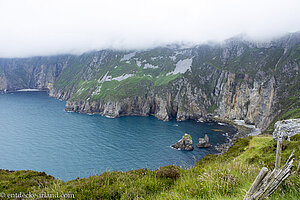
[196,134,211,148]
[171,133,194,151]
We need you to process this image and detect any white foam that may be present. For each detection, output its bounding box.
[16,88,40,92]
[234,119,261,136]
[170,146,181,150]
[105,115,116,119]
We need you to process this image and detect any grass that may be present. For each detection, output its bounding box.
[207,103,217,113]
[90,76,153,102]
[1,135,299,199]
[154,74,181,87]
[182,133,192,140]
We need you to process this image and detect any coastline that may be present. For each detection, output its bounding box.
[1,88,49,93]
[208,117,259,154]
[62,104,255,154]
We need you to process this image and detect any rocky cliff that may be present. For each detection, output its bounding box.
[1,33,299,131]
[0,56,69,92]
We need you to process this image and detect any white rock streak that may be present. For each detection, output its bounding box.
[120,52,136,61]
[167,58,193,75]
[92,72,135,96]
[143,63,159,69]
[112,74,134,81]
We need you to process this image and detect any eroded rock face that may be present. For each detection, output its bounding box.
[196,134,211,148]
[171,133,194,151]
[273,119,300,141]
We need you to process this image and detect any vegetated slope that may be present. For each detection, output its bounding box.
[0,33,300,130]
[1,134,299,199]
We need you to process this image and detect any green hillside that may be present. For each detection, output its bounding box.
[1,134,299,199]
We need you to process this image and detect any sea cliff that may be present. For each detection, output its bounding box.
[0,33,299,131]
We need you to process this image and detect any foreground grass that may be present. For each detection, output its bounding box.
[1,135,299,199]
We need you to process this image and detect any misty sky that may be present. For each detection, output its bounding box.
[0,0,300,57]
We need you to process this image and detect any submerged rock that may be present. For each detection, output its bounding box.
[273,119,300,141]
[196,134,211,148]
[171,133,194,151]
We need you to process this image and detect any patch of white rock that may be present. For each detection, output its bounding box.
[167,58,193,75]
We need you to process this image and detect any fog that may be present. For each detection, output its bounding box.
[0,0,299,57]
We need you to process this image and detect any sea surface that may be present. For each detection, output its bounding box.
[0,92,236,180]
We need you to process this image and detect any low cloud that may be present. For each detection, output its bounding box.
[0,0,299,57]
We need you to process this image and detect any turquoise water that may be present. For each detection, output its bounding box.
[0,92,235,180]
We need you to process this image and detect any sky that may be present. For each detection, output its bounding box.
[0,0,299,58]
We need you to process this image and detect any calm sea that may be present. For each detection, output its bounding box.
[0,92,235,180]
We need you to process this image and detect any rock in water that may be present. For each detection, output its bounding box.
[171,133,194,151]
[196,134,211,148]
[273,119,300,141]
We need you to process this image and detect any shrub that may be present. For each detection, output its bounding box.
[156,165,180,180]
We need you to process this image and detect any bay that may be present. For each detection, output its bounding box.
[0,92,235,180]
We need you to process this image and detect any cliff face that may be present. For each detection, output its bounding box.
[0,56,69,91]
[1,33,299,131]
[217,72,277,129]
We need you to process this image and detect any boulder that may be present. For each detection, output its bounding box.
[273,118,300,141]
[196,134,211,148]
[171,133,194,151]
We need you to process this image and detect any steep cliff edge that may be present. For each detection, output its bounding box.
[1,33,299,131]
[0,56,69,92]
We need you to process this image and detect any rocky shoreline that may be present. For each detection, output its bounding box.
[51,87,258,154]
[213,119,258,154]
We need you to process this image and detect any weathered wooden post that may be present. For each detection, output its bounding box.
[275,139,282,169]
[243,167,268,200]
[243,137,296,200]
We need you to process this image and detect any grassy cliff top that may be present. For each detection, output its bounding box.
[0,134,299,199]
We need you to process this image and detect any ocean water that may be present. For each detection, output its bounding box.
[0,92,236,180]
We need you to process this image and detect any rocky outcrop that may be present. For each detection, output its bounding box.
[171,134,194,151]
[196,134,211,148]
[49,88,73,100]
[64,95,175,120]
[273,119,300,141]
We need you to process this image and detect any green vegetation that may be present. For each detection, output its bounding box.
[1,135,298,199]
[207,103,217,113]
[182,133,192,140]
[89,76,153,102]
[265,98,300,134]
[0,170,55,194]
[154,74,181,87]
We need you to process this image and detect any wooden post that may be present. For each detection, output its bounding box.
[275,139,282,169]
[244,139,296,200]
[243,167,268,200]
